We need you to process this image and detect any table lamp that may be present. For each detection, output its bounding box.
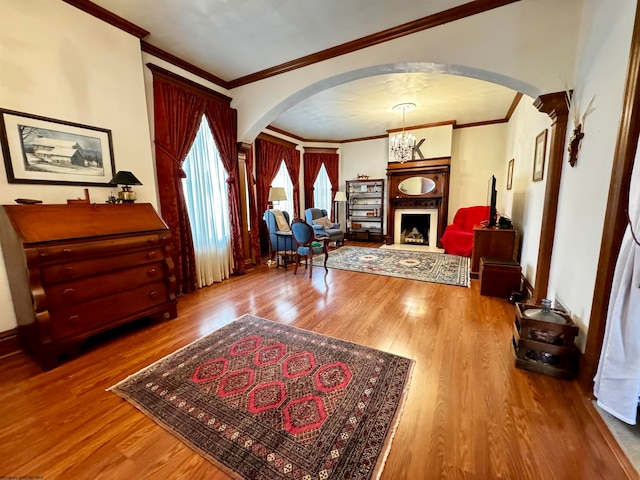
[109,171,142,203]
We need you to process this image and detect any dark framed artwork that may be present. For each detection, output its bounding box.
[0,108,116,186]
[507,158,514,190]
[532,129,548,182]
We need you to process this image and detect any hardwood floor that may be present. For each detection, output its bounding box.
[0,244,635,479]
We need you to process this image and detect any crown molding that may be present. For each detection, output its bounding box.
[505,92,524,121]
[62,0,149,38]
[142,41,230,90]
[387,120,456,133]
[228,0,521,88]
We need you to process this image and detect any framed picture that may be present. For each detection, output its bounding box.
[507,158,514,190]
[532,129,548,182]
[0,109,116,186]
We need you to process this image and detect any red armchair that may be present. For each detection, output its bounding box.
[440,206,490,257]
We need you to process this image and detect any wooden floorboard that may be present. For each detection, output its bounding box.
[0,244,635,479]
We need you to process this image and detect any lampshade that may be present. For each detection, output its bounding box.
[334,191,347,202]
[109,171,142,186]
[268,187,287,202]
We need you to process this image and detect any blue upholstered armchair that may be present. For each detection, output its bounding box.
[304,208,345,245]
[264,209,295,267]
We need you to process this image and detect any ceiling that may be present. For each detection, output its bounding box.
[90,0,520,142]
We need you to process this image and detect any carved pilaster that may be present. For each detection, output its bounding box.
[532,91,570,304]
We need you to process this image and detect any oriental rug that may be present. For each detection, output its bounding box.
[314,246,470,287]
[109,314,414,480]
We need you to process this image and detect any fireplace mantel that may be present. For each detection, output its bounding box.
[385,158,450,247]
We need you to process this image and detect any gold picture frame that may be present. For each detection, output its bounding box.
[532,129,548,182]
[507,158,514,190]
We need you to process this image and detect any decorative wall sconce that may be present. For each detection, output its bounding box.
[567,124,584,168]
[566,92,595,168]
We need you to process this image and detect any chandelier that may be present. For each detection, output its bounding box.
[390,103,416,163]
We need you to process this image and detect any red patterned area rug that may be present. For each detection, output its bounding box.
[109,314,414,480]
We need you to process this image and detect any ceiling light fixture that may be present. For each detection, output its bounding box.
[390,103,416,163]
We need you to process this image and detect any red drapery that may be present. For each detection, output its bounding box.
[255,138,287,254]
[303,153,325,211]
[323,153,340,218]
[204,103,245,274]
[282,146,301,219]
[303,152,339,220]
[151,65,245,292]
[243,145,262,263]
[152,76,204,295]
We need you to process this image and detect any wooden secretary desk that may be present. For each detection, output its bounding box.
[0,203,177,370]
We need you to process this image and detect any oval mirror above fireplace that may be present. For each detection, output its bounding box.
[397,176,436,195]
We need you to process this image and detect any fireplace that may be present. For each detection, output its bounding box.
[401,214,429,244]
[386,158,450,248]
[395,209,439,247]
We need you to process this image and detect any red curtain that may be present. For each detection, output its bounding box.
[303,153,324,211]
[282,146,301,219]
[152,76,205,295]
[323,153,340,220]
[255,138,287,253]
[204,103,245,274]
[243,146,262,263]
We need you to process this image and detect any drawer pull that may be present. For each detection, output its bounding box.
[62,288,75,298]
[147,251,157,259]
[68,314,80,323]
[147,237,157,244]
[147,268,158,277]
[148,290,159,299]
[63,248,72,255]
[60,266,74,277]
[39,251,48,258]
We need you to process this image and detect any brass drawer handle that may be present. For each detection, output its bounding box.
[148,290,158,299]
[147,268,158,277]
[63,248,72,255]
[147,237,157,244]
[147,251,157,259]
[62,288,75,298]
[68,314,80,324]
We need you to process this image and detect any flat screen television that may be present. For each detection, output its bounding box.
[487,175,497,227]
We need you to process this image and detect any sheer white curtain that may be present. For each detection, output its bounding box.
[594,143,640,424]
[313,163,331,213]
[182,116,233,287]
[271,160,294,215]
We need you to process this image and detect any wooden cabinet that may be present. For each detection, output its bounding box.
[0,203,177,370]
[470,226,516,278]
[346,179,384,241]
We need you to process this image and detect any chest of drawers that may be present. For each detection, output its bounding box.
[0,203,177,370]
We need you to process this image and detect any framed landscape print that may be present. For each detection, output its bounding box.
[0,109,116,186]
[532,129,547,182]
[507,158,514,190]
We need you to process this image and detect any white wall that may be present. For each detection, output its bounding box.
[504,98,552,284]
[388,124,453,161]
[547,0,635,351]
[449,124,507,223]
[0,0,156,331]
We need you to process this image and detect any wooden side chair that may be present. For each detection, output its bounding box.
[290,219,329,277]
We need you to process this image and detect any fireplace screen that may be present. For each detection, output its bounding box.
[400,213,430,245]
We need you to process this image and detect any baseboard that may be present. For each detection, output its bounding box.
[577,384,639,479]
[0,328,21,359]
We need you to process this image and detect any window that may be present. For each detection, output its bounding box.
[182,115,233,287]
[313,163,331,214]
[271,160,294,214]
